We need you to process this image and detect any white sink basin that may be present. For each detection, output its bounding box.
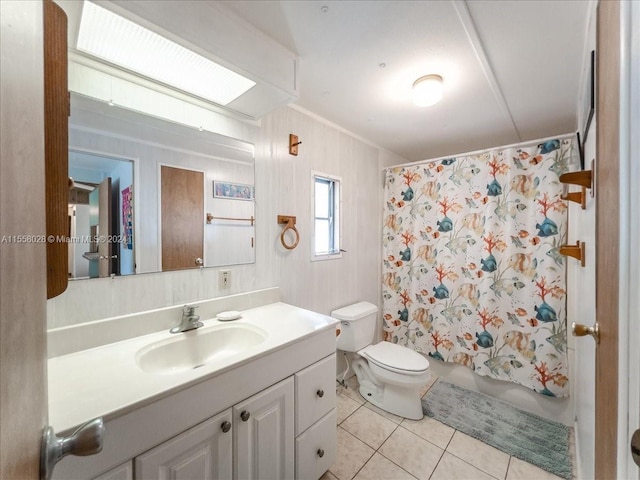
[135,323,268,375]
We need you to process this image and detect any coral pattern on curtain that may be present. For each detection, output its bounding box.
[382,137,577,397]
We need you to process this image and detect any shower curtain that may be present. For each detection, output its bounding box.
[382,137,577,397]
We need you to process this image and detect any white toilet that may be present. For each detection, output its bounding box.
[332,301,431,420]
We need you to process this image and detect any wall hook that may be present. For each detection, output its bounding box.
[560,184,587,210]
[289,134,301,156]
[559,167,594,204]
[278,215,300,250]
[559,241,585,267]
[559,169,593,189]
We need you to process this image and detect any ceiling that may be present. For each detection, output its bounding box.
[220,0,592,162]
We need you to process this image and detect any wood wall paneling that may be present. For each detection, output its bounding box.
[50,106,388,327]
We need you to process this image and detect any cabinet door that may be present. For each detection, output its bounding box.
[93,461,132,480]
[234,377,294,480]
[295,409,337,480]
[135,409,232,480]
[295,354,336,435]
[44,0,68,298]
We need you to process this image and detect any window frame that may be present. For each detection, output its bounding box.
[311,170,342,261]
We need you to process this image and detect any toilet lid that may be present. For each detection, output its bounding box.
[359,342,430,373]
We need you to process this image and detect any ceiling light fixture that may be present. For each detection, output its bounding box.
[77,1,256,106]
[412,74,443,107]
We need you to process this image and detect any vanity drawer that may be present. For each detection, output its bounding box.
[295,409,336,480]
[295,353,336,435]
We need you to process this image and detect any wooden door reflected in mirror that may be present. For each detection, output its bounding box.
[161,165,204,271]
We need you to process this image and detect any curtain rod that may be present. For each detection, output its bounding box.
[385,132,576,170]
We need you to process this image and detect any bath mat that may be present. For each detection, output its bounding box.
[422,380,571,479]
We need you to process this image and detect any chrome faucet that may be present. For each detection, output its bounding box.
[170,305,203,333]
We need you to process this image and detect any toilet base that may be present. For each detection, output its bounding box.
[358,382,424,420]
[351,357,424,420]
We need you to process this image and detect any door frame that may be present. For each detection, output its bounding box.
[595,0,619,476]
[594,0,640,477]
[618,1,640,477]
[69,146,140,274]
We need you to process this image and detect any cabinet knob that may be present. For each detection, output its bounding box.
[316,389,324,398]
[221,421,231,433]
[317,448,325,458]
[240,410,250,422]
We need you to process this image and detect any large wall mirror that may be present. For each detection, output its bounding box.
[68,93,256,279]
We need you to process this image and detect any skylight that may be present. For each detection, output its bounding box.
[76,1,256,106]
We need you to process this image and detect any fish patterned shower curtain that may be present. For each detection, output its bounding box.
[382,137,578,397]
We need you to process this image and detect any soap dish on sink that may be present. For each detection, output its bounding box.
[216,310,242,321]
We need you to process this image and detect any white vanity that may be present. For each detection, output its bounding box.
[48,295,338,480]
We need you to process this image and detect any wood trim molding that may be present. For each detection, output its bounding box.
[451,0,521,141]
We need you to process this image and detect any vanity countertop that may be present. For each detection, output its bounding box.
[48,302,338,433]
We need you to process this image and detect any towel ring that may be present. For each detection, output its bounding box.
[277,215,299,250]
[281,223,300,250]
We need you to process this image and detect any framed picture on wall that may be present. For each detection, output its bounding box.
[121,185,133,249]
[213,180,254,201]
[581,49,595,163]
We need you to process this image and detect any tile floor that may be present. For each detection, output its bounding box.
[321,376,574,480]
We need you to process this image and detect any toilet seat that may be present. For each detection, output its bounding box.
[359,342,429,375]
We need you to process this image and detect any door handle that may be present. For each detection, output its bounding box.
[632,429,640,467]
[195,257,203,266]
[40,417,104,480]
[571,322,600,343]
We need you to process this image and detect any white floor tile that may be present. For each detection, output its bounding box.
[336,391,362,424]
[506,456,566,480]
[430,452,497,480]
[362,400,403,424]
[333,382,576,480]
[378,425,444,480]
[400,415,455,450]
[341,406,398,450]
[319,470,339,480]
[330,427,375,480]
[353,453,417,480]
[446,431,510,479]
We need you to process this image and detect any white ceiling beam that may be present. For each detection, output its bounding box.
[452,0,521,141]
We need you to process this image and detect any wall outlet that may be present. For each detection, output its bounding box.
[219,270,231,289]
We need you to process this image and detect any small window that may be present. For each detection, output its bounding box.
[312,172,341,260]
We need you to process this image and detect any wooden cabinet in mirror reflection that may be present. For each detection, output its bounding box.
[44,0,68,299]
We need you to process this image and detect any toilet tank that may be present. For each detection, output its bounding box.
[331,301,378,352]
